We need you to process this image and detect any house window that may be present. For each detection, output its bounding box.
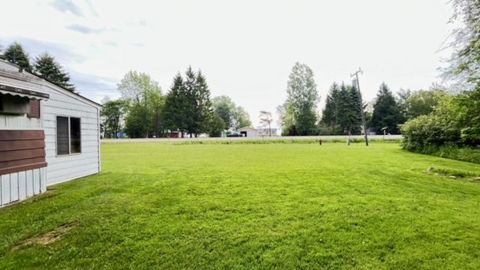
[56,116,81,155]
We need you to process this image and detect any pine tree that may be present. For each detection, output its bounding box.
[195,71,213,135]
[183,67,198,137]
[163,73,187,137]
[336,83,362,135]
[4,42,31,72]
[348,84,363,135]
[34,53,75,92]
[370,83,403,134]
[321,83,341,134]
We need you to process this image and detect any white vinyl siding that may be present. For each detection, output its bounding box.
[0,168,46,207]
[42,84,100,186]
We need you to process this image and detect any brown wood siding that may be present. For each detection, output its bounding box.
[0,130,47,175]
[29,100,41,118]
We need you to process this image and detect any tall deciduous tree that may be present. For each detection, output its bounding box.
[448,0,480,87]
[34,53,75,91]
[147,88,165,137]
[208,114,226,137]
[404,89,446,120]
[212,95,251,130]
[118,71,163,138]
[233,106,252,129]
[281,62,319,135]
[370,83,404,134]
[212,96,236,129]
[4,42,31,72]
[118,71,161,104]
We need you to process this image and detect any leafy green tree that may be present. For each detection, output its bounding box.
[456,88,480,145]
[118,71,163,138]
[208,114,226,137]
[212,96,251,130]
[212,96,235,129]
[448,0,480,87]
[118,71,161,103]
[125,103,151,138]
[147,88,165,137]
[404,89,446,120]
[282,62,319,135]
[370,83,404,134]
[233,106,252,129]
[4,42,31,72]
[34,53,75,91]
[101,100,127,138]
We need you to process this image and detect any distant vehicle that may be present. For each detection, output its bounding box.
[226,132,243,137]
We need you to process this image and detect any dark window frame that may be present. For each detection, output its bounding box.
[56,116,81,156]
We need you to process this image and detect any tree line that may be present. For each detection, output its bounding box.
[277,62,445,137]
[102,68,252,138]
[0,42,75,91]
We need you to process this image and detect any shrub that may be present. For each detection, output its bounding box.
[401,114,460,152]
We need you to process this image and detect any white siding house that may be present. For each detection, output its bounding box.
[42,82,101,185]
[0,60,101,206]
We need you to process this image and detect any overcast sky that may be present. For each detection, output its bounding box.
[1,0,455,126]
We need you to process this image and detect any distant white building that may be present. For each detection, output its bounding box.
[238,127,279,138]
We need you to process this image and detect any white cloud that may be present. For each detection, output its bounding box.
[1,0,455,126]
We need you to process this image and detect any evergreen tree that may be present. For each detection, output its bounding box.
[163,73,188,137]
[282,62,319,135]
[321,83,341,134]
[370,83,404,134]
[334,83,362,135]
[183,67,198,137]
[4,42,31,72]
[194,71,213,135]
[34,53,75,91]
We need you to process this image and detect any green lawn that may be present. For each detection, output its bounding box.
[1,142,480,269]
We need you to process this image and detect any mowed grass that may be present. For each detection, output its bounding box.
[1,142,480,269]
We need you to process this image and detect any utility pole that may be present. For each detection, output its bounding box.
[351,68,369,146]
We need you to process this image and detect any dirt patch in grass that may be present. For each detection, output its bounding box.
[12,222,78,251]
